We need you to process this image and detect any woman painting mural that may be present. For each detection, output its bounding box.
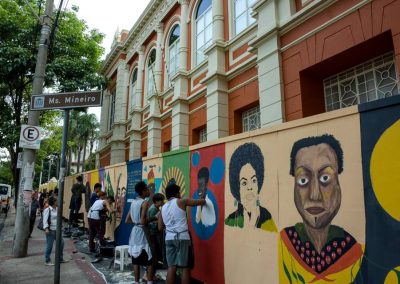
[225,142,277,232]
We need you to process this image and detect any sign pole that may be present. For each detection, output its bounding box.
[12,0,54,258]
[54,109,69,284]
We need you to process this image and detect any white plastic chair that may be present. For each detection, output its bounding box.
[113,245,129,271]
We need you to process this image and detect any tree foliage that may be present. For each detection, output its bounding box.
[0,0,105,189]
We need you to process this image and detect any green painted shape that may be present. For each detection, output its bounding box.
[283,261,293,284]
[162,148,190,197]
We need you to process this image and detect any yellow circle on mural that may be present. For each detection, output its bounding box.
[384,266,400,284]
[370,119,400,222]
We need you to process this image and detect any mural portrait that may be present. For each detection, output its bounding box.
[101,166,116,241]
[225,142,277,232]
[142,157,162,203]
[114,165,127,227]
[189,145,225,283]
[279,134,363,283]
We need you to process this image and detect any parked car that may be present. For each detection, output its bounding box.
[0,184,11,213]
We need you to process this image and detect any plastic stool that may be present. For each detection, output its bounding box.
[114,245,129,271]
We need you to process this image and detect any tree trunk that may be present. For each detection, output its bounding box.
[67,147,72,175]
[77,147,81,173]
[82,141,87,172]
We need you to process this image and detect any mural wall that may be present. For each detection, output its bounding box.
[189,144,225,283]
[358,97,400,283]
[142,156,163,200]
[160,149,190,197]
[63,97,400,283]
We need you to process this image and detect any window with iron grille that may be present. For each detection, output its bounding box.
[324,52,399,111]
[199,128,207,143]
[242,106,260,132]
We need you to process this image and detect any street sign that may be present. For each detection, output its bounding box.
[19,125,43,149]
[30,90,102,110]
[17,152,23,168]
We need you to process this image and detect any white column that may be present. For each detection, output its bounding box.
[203,0,228,141]
[98,89,110,149]
[171,0,190,150]
[114,61,129,123]
[154,23,164,94]
[135,46,145,109]
[206,78,229,140]
[212,0,224,42]
[147,25,164,155]
[178,0,189,72]
[149,24,164,117]
[147,119,162,156]
[249,0,294,127]
[109,60,128,164]
[129,47,145,160]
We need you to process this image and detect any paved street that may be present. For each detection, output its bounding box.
[0,207,106,284]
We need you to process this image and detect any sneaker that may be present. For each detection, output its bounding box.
[60,259,69,263]
[45,262,55,266]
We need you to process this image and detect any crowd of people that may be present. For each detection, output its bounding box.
[86,179,205,284]
[32,175,206,283]
[122,181,205,284]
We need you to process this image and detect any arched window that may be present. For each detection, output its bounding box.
[195,0,212,65]
[146,49,156,100]
[130,68,138,107]
[167,25,180,83]
[234,0,257,35]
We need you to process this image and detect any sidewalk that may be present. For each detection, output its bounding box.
[0,207,106,284]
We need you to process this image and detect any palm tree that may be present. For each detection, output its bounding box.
[67,110,99,174]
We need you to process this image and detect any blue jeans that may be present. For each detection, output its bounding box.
[44,230,64,263]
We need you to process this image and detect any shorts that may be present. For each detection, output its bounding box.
[165,239,191,268]
[131,250,152,266]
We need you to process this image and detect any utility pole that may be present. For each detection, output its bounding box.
[54,110,69,284]
[13,0,54,257]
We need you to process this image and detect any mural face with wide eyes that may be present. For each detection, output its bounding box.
[294,143,341,229]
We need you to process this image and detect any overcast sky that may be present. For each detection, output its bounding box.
[59,0,152,120]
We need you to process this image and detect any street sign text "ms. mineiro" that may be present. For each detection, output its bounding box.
[30,91,103,110]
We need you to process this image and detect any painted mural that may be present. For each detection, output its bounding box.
[279,135,363,283]
[224,136,279,284]
[160,149,190,197]
[358,97,400,283]
[189,144,225,283]
[115,159,143,245]
[225,142,277,232]
[277,113,366,284]
[112,164,127,244]
[63,97,400,284]
[101,166,116,240]
[142,156,163,202]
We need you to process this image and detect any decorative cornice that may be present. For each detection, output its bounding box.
[102,0,177,74]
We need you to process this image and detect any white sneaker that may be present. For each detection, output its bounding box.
[45,262,55,266]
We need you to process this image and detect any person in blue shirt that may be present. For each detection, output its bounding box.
[90,183,102,207]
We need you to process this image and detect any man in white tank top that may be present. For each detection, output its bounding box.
[158,183,205,284]
[126,181,154,284]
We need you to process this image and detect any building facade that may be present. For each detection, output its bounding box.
[98,0,400,167]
